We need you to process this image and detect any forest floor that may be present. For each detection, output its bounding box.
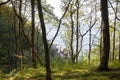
[0,64,120,80]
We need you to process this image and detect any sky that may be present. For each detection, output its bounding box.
[46,0,95,50]
[46,0,62,18]
[46,0,99,51]
[46,0,65,49]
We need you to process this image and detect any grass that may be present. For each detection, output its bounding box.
[0,64,120,80]
[0,61,120,80]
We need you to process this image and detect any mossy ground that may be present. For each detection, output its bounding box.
[0,63,120,80]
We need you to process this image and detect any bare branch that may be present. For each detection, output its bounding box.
[108,0,120,21]
[0,0,10,6]
[48,0,72,50]
[10,0,31,47]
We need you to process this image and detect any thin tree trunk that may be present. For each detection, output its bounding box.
[100,22,102,62]
[18,0,24,69]
[76,0,79,63]
[31,0,36,68]
[119,34,120,61]
[36,28,43,66]
[88,22,91,65]
[70,11,74,64]
[13,13,18,69]
[112,1,118,61]
[37,0,52,80]
[7,14,11,72]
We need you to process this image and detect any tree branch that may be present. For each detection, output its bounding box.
[0,0,10,6]
[108,0,120,21]
[48,0,72,51]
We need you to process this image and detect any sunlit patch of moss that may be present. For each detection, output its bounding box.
[9,66,46,80]
[88,76,109,80]
[109,61,120,68]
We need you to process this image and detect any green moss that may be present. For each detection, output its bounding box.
[1,63,120,80]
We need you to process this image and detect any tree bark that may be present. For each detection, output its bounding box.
[98,0,110,71]
[70,10,74,64]
[7,13,11,71]
[100,22,103,63]
[37,0,52,80]
[75,0,79,63]
[18,0,24,69]
[13,12,18,69]
[31,0,36,68]
[119,34,120,61]
[112,1,118,61]
[88,20,92,65]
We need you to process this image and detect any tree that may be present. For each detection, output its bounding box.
[37,0,52,79]
[75,0,79,63]
[119,34,120,61]
[108,0,119,61]
[0,4,21,71]
[70,4,74,64]
[98,0,110,71]
[31,0,36,68]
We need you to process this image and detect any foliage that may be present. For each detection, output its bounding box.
[0,44,8,65]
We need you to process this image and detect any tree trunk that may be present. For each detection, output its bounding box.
[13,13,18,69]
[98,0,110,71]
[112,14,116,61]
[70,11,74,64]
[18,0,24,69]
[76,0,79,63]
[31,0,36,68]
[37,0,52,80]
[112,1,118,61]
[88,23,91,65]
[7,13,11,71]
[99,21,103,62]
[119,34,120,61]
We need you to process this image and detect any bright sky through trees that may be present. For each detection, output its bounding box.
[47,0,62,18]
[46,0,65,49]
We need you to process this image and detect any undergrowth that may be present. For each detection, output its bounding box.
[0,59,120,80]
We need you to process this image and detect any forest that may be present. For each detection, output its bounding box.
[0,0,120,80]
